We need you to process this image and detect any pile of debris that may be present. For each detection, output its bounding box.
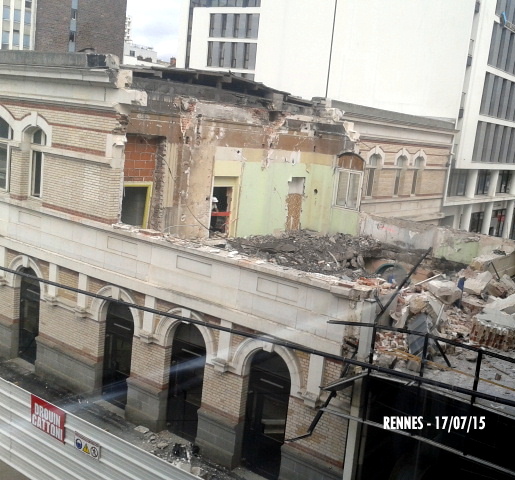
[226,230,388,279]
[375,251,515,372]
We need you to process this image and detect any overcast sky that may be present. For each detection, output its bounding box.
[126,0,183,61]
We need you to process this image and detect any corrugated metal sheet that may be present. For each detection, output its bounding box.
[0,378,198,480]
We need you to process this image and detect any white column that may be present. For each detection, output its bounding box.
[0,246,6,282]
[141,295,155,334]
[465,169,478,198]
[481,202,494,235]
[77,273,88,310]
[503,200,515,239]
[488,170,499,198]
[47,263,58,298]
[216,320,232,363]
[303,354,324,407]
[460,204,473,231]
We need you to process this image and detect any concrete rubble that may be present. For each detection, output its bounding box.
[375,250,515,364]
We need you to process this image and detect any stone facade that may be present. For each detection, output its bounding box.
[0,53,378,480]
[327,100,455,224]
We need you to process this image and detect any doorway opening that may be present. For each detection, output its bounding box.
[210,186,232,235]
[18,267,40,364]
[167,323,206,441]
[242,351,291,480]
[102,302,134,409]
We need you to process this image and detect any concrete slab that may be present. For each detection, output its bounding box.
[487,293,515,315]
[425,280,462,305]
[476,309,515,329]
[464,271,493,296]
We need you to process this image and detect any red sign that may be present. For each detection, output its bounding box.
[31,395,66,443]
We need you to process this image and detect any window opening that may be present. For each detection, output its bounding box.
[102,303,134,409]
[394,155,408,196]
[476,170,490,195]
[0,118,12,190]
[242,351,291,480]
[411,156,424,195]
[167,323,206,441]
[121,185,151,228]
[19,267,40,364]
[498,170,512,193]
[210,186,231,235]
[30,129,45,198]
[470,211,484,233]
[366,153,381,197]
[335,154,363,209]
[447,170,468,196]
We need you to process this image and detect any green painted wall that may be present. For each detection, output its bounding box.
[216,148,359,237]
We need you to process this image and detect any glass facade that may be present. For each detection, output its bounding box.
[186,0,261,68]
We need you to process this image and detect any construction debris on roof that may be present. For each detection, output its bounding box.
[225,230,461,282]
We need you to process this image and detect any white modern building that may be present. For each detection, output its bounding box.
[176,0,472,118]
[177,0,515,239]
[0,0,34,50]
[443,0,515,239]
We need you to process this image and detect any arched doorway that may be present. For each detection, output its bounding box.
[167,323,206,441]
[242,351,291,480]
[102,302,134,409]
[18,268,40,364]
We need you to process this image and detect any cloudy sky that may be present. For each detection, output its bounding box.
[126,0,183,61]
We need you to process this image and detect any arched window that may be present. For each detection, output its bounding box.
[0,117,13,191]
[334,153,364,210]
[168,323,206,441]
[242,350,291,479]
[394,155,408,196]
[30,128,46,197]
[19,267,40,364]
[411,156,425,195]
[102,302,134,409]
[365,153,382,197]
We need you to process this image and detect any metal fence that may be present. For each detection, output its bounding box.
[0,377,198,480]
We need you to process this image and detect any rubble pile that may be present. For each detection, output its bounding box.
[227,230,387,279]
[376,251,515,367]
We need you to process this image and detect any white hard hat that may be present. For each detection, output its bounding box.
[211,196,218,203]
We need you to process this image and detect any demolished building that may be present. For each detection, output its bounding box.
[0,51,514,480]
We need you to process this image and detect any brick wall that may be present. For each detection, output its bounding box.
[58,267,79,302]
[131,341,169,389]
[286,396,348,468]
[39,303,102,358]
[202,367,247,421]
[125,136,158,182]
[75,0,126,59]
[44,156,122,223]
[35,0,127,59]
[34,0,70,53]
[1,100,123,223]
